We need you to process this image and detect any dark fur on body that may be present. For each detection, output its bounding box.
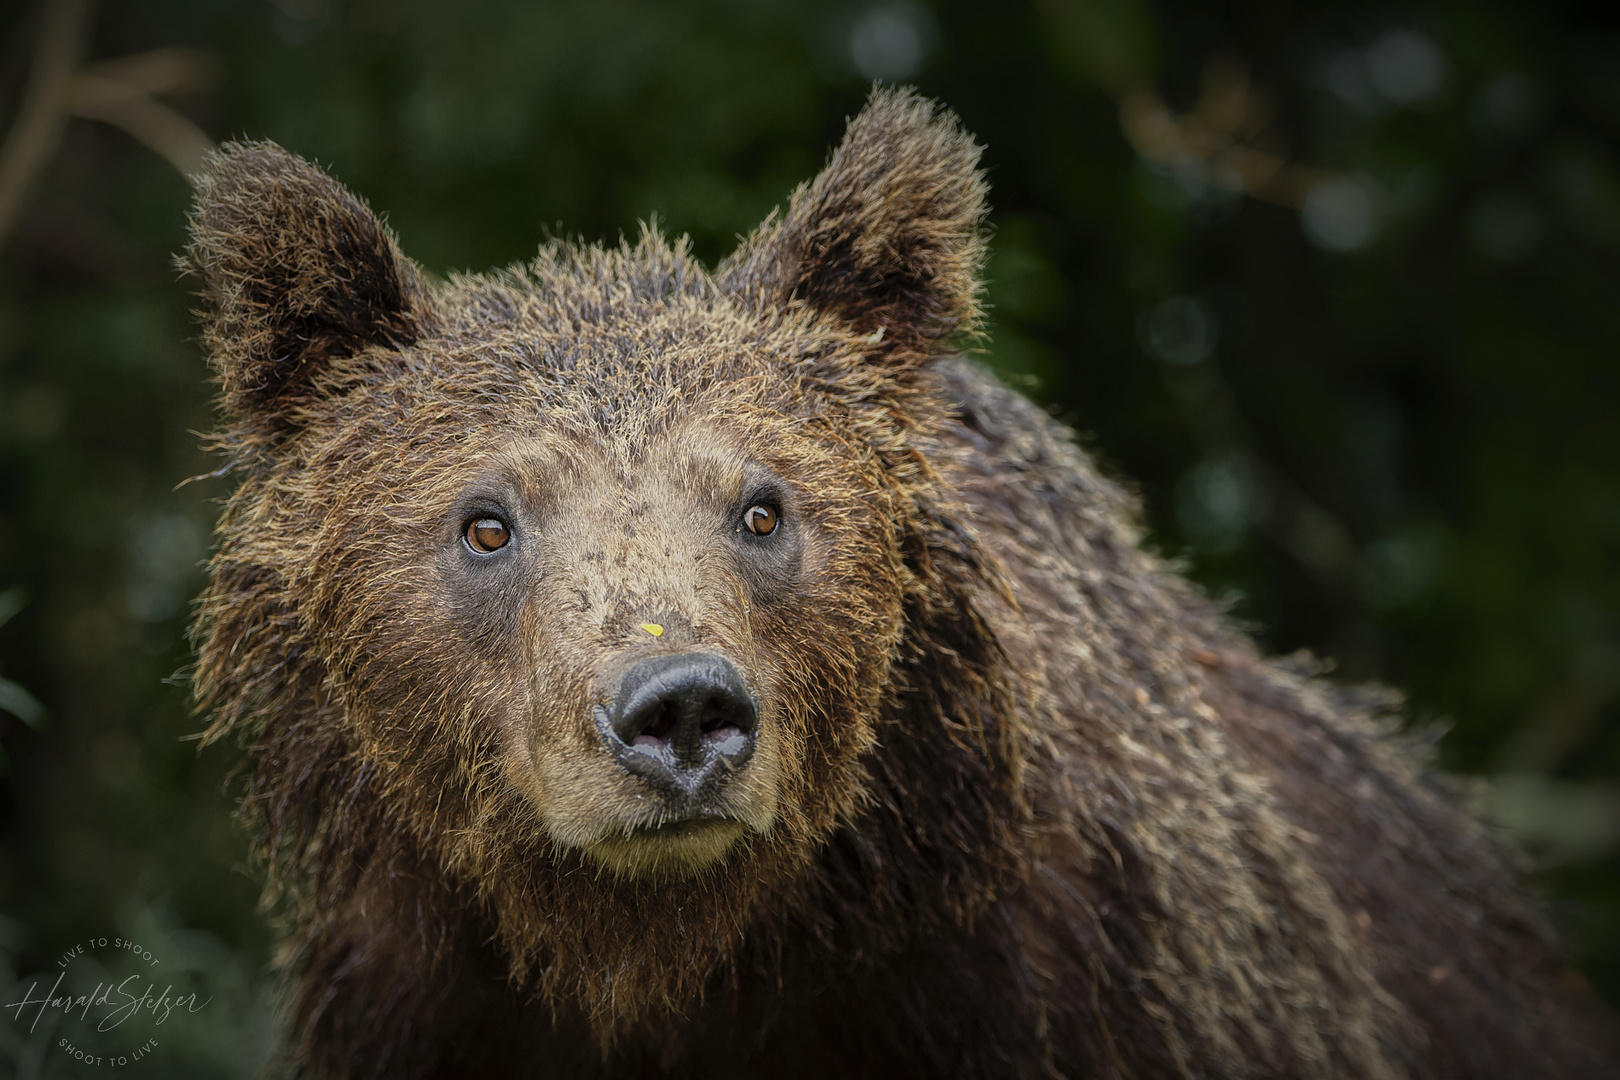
[186,90,1618,1078]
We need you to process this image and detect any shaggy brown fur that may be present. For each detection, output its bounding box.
[186,89,1618,1079]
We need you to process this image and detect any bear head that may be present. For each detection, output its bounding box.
[187,90,1025,1028]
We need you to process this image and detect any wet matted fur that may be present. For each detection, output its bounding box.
[186,88,1619,1079]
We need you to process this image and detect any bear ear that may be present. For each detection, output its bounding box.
[184,141,433,431]
[719,87,988,368]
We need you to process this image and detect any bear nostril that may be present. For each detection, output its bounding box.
[698,699,730,735]
[636,703,678,746]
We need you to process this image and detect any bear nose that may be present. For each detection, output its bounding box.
[596,653,758,797]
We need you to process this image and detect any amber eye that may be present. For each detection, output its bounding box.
[465,517,510,553]
[743,504,778,536]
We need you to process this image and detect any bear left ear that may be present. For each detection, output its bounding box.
[185,141,433,434]
[720,88,988,368]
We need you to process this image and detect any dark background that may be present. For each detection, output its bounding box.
[2,1,1618,1074]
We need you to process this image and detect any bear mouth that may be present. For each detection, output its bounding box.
[631,815,735,837]
[583,816,750,879]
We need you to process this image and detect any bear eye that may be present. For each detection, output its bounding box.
[465,517,510,553]
[742,504,778,537]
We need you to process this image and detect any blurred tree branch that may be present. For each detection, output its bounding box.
[0,0,90,247]
[0,0,220,248]
[1036,0,1329,207]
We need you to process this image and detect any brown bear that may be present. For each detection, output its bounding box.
[186,89,1618,1079]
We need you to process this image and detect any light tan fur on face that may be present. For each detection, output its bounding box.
[475,421,824,876]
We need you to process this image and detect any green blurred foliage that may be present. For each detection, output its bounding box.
[1,1,1617,1072]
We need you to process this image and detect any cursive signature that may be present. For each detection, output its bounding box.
[6,970,211,1033]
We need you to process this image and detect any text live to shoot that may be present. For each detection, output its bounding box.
[4,935,211,1067]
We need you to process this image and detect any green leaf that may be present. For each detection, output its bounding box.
[0,588,26,630]
[0,677,45,730]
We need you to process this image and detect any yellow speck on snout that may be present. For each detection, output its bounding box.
[640,623,664,637]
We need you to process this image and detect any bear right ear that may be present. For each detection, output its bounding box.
[719,88,988,370]
[184,142,432,434]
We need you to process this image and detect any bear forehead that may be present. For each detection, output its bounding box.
[340,285,839,453]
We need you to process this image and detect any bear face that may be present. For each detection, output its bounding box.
[188,91,1031,1035]
[222,263,917,883]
